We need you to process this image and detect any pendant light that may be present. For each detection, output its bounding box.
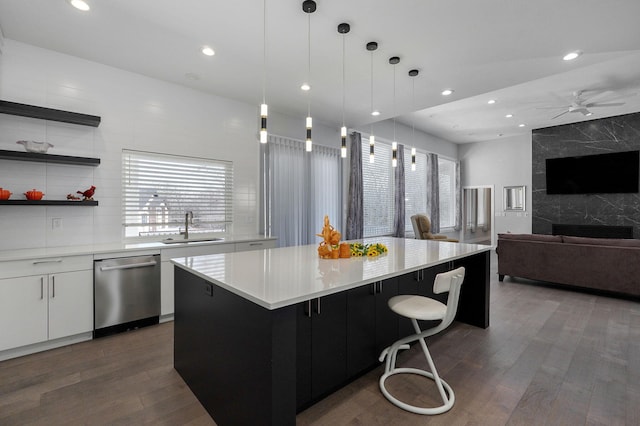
[367,41,378,163]
[409,69,419,171]
[389,56,400,168]
[259,0,268,144]
[302,0,316,152]
[338,23,350,159]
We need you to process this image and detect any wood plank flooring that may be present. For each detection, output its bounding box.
[2,253,640,425]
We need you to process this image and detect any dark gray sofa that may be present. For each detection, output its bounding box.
[496,233,640,297]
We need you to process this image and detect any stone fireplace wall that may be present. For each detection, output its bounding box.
[532,111,640,238]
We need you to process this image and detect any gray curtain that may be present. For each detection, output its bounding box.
[346,132,363,239]
[426,153,440,233]
[393,145,405,237]
[454,160,462,231]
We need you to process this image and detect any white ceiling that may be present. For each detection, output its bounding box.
[1,0,640,143]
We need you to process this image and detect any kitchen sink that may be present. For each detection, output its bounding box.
[161,237,224,244]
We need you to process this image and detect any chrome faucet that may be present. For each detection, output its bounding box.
[184,211,193,239]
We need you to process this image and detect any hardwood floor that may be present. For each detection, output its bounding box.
[2,254,640,425]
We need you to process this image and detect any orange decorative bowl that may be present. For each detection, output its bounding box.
[0,188,12,200]
[24,189,44,200]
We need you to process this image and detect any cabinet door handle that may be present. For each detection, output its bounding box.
[316,298,321,315]
[306,300,312,317]
[52,276,55,298]
[379,281,383,293]
[40,277,44,300]
[33,258,63,265]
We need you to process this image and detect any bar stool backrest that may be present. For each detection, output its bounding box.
[434,267,466,331]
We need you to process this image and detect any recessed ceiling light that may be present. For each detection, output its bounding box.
[487,99,496,104]
[563,50,582,61]
[68,0,90,11]
[301,83,311,91]
[371,110,380,116]
[518,123,526,128]
[201,46,215,56]
[441,89,454,96]
[585,112,593,116]
[505,114,513,118]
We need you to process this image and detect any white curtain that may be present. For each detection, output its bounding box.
[262,135,342,247]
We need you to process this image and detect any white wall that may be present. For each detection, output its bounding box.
[459,133,532,236]
[0,40,335,251]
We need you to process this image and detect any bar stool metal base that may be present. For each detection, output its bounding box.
[379,367,455,415]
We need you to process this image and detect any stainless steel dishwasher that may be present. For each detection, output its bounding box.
[94,254,160,338]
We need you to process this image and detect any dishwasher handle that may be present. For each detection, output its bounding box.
[99,260,157,272]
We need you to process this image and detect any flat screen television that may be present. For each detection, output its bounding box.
[545,150,640,194]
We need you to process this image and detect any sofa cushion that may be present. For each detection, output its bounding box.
[561,235,640,247]
[498,233,563,243]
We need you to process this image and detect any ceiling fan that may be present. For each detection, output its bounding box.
[546,90,626,119]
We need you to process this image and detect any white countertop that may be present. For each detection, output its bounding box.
[0,234,276,262]
[172,237,491,310]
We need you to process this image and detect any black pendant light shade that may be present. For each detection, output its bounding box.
[302,0,316,13]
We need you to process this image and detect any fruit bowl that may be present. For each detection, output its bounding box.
[24,189,44,200]
[0,188,12,200]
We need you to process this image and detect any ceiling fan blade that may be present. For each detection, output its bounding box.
[551,110,569,120]
[536,105,570,110]
[586,102,625,108]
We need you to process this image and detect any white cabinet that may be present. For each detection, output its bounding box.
[48,270,93,340]
[235,239,277,252]
[0,275,48,351]
[0,255,93,353]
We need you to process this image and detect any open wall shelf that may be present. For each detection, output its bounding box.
[0,200,98,206]
[0,150,100,166]
[0,100,101,127]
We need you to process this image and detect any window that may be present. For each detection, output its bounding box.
[263,136,342,247]
[438,157,456,229]
[404,148,428,233]
[362,137,394,237]
[122,150,233,238]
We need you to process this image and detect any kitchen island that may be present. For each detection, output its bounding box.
[172,237,491,425]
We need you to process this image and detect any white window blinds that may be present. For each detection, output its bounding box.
[404,148,428,232]
[122,150,233,238]
[438,157,456,229]
[362,137,394,237]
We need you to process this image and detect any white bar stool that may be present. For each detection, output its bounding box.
[378,267,466,415]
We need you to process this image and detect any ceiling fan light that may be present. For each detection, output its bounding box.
[563,50,582,61]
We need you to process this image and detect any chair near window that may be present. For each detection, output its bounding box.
[410,214,458,242]
[378,266,466,415]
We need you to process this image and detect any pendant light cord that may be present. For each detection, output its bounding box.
[262,0,266,104]
[307,11,311,118]
[393,63,396,142]
[370,50,374,135]
[342,33,345,127]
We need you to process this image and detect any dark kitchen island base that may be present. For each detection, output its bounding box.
[174,250,489,426]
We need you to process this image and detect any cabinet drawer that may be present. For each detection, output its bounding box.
[235,240,277,252]
[0,255,93,279]
[161,243,233,261]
